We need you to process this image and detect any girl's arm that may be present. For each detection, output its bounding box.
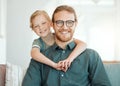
[31,47,61,70]
[67,39,87,62]
[59,39,87,72]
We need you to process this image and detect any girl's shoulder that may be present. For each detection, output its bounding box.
[33,37,42,44]
[32,37,44,48]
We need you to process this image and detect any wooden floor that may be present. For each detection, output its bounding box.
[0,65,6,86]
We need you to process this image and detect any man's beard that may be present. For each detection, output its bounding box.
[55,32,73,42]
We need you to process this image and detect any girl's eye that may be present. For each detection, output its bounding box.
[33,25,39,29]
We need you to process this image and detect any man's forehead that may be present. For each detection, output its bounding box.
[54,11,75,20]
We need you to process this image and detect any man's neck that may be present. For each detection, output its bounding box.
[55,37,74,49]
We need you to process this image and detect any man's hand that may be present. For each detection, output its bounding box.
[58,58,73,72]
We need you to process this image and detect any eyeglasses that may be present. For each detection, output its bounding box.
[54,20,75,27]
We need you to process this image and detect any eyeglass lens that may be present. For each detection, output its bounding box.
[55,20,75,27]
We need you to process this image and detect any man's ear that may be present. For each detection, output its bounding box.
[75,21,78,27]
[50,22,53,27]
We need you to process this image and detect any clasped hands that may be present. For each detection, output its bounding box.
[54,58,73,72]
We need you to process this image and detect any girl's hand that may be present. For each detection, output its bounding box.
[52,63,62,70]
[58,58,73,72]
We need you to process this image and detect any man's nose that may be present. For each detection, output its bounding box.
[62,22,68,29]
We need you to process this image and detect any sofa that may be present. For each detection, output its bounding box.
[0,61,120,86]
[103,61,120,86]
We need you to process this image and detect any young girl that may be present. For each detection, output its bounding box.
[30,10,86,72]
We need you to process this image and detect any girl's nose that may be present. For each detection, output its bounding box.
[38,25,42,30]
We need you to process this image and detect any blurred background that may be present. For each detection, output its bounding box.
[0,0,120,68]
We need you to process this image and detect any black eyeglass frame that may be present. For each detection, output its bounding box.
[54,20,75,27]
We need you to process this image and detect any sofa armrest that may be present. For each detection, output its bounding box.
[0,64,6,86]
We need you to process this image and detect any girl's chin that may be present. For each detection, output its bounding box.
[41,34,48,37]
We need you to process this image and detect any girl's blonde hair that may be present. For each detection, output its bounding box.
[30,10,51,29]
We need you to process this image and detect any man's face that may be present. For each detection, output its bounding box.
[53,10,77,42]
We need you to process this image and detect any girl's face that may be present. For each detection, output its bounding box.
[32,14,51,37]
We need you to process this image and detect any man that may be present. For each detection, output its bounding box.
[22,5,111,86]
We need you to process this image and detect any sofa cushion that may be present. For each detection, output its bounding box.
[5,62,26,86]
[104,62,120,86]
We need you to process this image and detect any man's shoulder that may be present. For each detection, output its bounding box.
[81,48,100,58]
[84,48,98,54]
[83,48,101,62]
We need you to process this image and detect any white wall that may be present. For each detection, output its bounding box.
[115,0,120,59]
[6,0,120,68]
[0,0,6,64]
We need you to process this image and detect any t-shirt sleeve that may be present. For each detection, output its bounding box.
[32,38,41,49]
